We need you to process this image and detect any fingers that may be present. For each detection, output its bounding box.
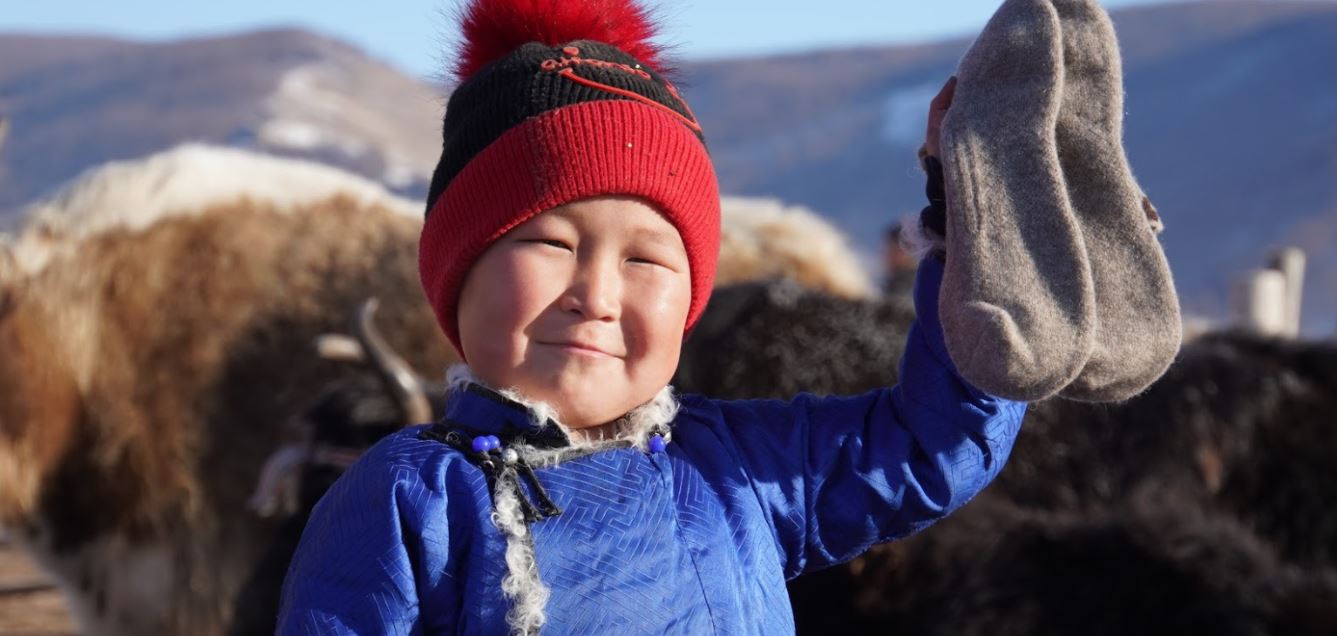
[924,76,957,160]
[931,76,958,112]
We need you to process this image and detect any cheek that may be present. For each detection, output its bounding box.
[459,252,557,362]
[623,274,691,369]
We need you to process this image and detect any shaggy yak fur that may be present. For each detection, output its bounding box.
[714,198,874,300]
[1004,331,1337,568]
[674,279,914,399]
[0,197,455,635]
[790,493,1337,636]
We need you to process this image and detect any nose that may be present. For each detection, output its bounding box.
[559,255,620,321]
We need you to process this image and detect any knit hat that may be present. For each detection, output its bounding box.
[418,0,721,358]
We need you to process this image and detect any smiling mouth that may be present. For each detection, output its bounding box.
[541,341,620,359]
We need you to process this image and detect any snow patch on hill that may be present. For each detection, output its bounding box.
[880,81,941,146]
[260,62,437,189]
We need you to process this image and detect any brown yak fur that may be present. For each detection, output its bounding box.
[0,194,455,634]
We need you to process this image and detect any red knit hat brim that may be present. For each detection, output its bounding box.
[419,99,720,358]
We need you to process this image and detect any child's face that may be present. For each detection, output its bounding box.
[457,196,692,429]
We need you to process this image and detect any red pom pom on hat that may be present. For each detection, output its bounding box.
[454,0,668,82]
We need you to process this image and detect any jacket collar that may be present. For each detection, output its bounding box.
[438,364,681,452]
[442,382,571,449]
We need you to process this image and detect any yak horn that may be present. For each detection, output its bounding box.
[355,298,434,426]
[314,334,366,362]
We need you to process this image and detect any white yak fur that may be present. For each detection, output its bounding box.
[718,196,874,299]
[6,145,875,300]
[11,144,421,274]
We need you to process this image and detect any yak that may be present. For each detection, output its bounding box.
[0,195,454,634]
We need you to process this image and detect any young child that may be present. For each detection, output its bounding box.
[276,1,1026,633]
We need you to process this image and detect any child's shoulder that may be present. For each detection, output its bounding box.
[673,392,736,430]
[364,423,463,462]
[671,390,823,442]
[675,390,839,424]
[335,424,481,496]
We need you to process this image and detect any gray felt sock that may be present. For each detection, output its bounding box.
[1050,0,1182,402]
[939,0,1097,401]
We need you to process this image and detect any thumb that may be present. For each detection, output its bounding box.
[931,76,958,113]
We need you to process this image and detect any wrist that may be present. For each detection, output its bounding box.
[919,154,947,241]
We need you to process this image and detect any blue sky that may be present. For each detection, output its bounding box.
[4,0,1178,80]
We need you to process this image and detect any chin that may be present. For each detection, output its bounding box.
[549,383,633,429]
[504,368,613,424]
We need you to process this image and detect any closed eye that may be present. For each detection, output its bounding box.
[523,238,572,251]
[628,255,683,272]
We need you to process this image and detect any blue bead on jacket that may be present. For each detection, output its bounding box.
[277,257,1027,634]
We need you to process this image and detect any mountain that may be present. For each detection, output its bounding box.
[1,0,1335,333]
[0,28,443,220]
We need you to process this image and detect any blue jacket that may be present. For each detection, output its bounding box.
[277,257,1027,634]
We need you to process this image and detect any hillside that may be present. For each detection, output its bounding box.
[2,1,1334,333]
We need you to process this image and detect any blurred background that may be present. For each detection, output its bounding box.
[4,0,1334,333]
[2,1,1335,634]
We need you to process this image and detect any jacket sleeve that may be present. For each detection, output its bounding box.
[275,431,461,635]
[698,256,1027,578]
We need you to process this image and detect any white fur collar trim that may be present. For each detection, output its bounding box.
[443,364,679,453]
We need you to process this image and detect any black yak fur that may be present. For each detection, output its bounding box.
[791,493,1337,636]
[675,279,914,398]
